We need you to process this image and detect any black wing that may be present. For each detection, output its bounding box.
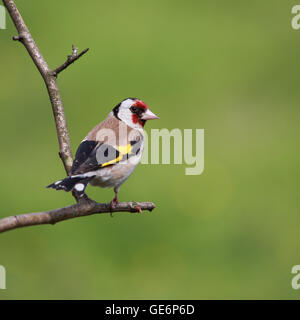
[71,140,98,174]
[71,137,143,175]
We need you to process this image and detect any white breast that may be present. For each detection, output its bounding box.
[90,150,142,189]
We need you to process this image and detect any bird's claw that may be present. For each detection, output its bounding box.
[109,198,118,217]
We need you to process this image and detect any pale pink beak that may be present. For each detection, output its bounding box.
[142,109,159,120]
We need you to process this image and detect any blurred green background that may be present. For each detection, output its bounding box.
[0,0,299,299]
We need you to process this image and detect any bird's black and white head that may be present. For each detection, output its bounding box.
[113,98,159,129]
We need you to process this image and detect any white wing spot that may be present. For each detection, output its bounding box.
[75,183,85,192]
[55,180,62,185]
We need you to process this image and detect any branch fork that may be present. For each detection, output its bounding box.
[0,0,155,233]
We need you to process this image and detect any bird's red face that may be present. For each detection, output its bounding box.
[130,100,159,127]
[114,98,159,129]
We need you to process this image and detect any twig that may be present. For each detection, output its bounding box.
[0,0,156,234]
[0,201,156,233]
[53,46,89,77]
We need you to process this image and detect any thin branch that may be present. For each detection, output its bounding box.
[53,46,89,77]
[3,0,74,174]
[0,201,156,233]
[0,0,156,233]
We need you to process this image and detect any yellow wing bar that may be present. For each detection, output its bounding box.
[100,144,133,168]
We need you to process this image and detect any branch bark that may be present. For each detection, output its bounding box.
[0,0,156,234]
[0,201,155,233]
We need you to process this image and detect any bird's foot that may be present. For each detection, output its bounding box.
[109,198,118,217]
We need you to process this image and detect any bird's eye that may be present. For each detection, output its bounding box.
[130,106,138,113]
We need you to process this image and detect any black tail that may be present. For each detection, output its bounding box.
[46,175,94,195]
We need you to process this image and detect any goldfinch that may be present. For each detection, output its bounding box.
[47,98,159,207]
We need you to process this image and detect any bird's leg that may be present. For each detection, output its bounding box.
[109,186,119,217]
